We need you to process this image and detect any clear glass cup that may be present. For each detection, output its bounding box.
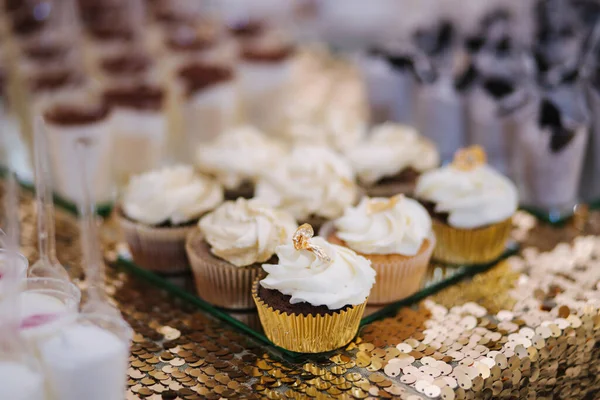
[18,277,81,341]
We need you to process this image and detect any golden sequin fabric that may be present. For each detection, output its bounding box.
[6,182,600,399]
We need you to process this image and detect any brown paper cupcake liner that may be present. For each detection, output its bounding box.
[251,280,367,353]
[431,217,513,265]
[117,214,193,274]
[323,224,435,305]
[186,230,263,310]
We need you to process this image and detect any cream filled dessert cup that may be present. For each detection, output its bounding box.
[345,123,440,197]
[43,98,115,206]
[117,165,224,274]
[186,198,296,309]
[195,125,286,200]
[252,224,375,353]
[324,195,435,304]
[174,62,237,163]
[415,146,518,264]
[103,83,168,188]
[237,34,296,133]
[255,145,359,232]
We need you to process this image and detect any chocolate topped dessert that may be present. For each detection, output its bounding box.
[12,13,47,36]
[103,85,164,111]
[24,44,68,62]
[167,28,215,52]
[178,63,233,96]
[44,103,110,126]
[86,24,133,41]
[241,45,295,63]
[101,54,150,75]
[229,21,264,38]
[30,69,83,93]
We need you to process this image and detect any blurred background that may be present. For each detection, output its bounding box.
[0,0,599,220]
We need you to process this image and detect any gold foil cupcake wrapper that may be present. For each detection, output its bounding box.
[186,230,263,310]
[251,280,367,353]
[432,217,513,264]
[117,213,193,274]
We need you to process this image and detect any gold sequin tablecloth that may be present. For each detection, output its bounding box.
[10,186,600,400]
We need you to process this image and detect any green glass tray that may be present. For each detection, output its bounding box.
[115,242,518,362]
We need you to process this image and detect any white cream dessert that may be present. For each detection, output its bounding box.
[17,291,77,345]
[104,85,167,187]
[39,323,129,400]
[122,165,224,226]
[345,123,439,186]
[260,227,375,310]
[334,195,432,256]
[0,362,46,400]
[176,63,237,163]
[415,149,518,229]
[198,198,297,267]
[255,146,358,223]
[195,126,285,194]
[44,101,114,205]
[237,32,296,133]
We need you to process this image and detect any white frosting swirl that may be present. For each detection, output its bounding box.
[255,146,358,220]
[345,123,440,185]
[199,198,297,267]
[196,126,286,190]
[415,164,518,229]
[260,236,375,309]
[123,165,223,225]
[334,196,432,255]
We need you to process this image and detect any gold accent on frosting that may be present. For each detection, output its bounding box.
[293,223,332,263]
[366,194,404,215]
[452,145,487,171]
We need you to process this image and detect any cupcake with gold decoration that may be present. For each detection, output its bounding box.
[253,224,375,353]
[187,198,297,309]
[415,146,518,264]
[324,194,435,304]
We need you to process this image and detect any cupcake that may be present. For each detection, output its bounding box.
[186,198,296,309]
[255,145,359,231]
[415,146,518,264]
[117,165,223,273]
[325,195,435,304]
[345,123,440,197]
[253,224,375,353]
[195,126,286,200]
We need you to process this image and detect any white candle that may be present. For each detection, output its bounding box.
[39,324,128,400]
